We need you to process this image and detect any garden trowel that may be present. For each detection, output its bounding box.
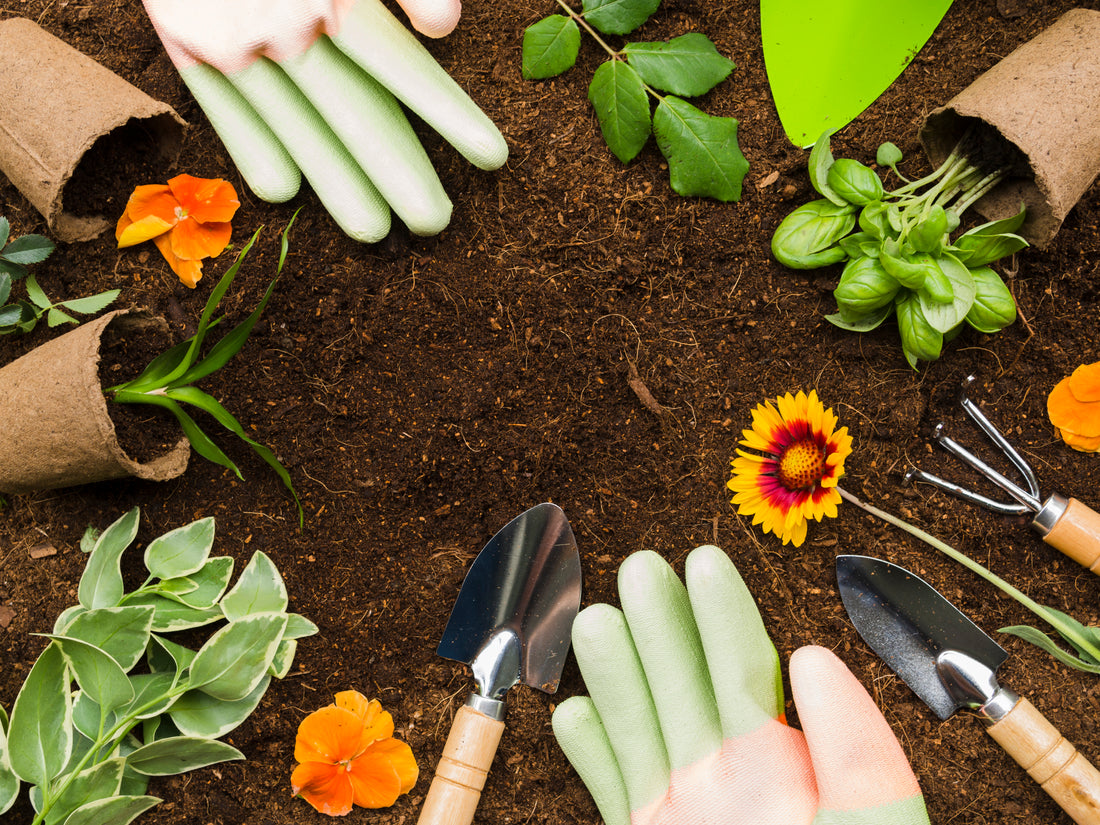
[417,502,581,825]
[762,0,955,147]
[837,554,1100,825]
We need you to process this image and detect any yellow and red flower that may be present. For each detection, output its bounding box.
[291,690,418,816]
[1048,362,1100,453]
[116,174,239,289]
[728,390,852,547]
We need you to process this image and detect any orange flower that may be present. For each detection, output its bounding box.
[291,690,418,816]
[1048,362,1100,452]
[116,174,239,289]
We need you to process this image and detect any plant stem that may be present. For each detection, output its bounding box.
[836,486,1100,662]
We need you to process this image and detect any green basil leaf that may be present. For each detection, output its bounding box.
[959,203,1027,238]
[652,95,748,202]
[857,201,894,240]
[808,129,845,206]
[521,15,581,80]
[879,240,933,290]
[918,254,975,333]
[43,757,124,825]
[220,552,289,621]
[825,304,892,332]
[62,794,160,825]
[581,0,660,35]
[951,231,1028,268]
[62,606,155,671]
[834,256,900,312]
[44,635,134,714]
[169,677,270,739]
[771,199,855,269]
[825,158,884,206]
[876,141,903,169]
[837,231,878,259]
[623,33,733,97]
[909,205,948,254]
[588,59,651,164]
[895,292,943,367]
[188,613,288,701]
[144,517,215,580]
[126,736,243,776]
[79,508,140,610]
[965,266,1017,333]
[8,643,72,786]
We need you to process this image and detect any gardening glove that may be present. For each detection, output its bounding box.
[141,0,508,242]
[552,545,931,825]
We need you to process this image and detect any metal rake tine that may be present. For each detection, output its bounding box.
[904,465,1031,515]
[933,425,1040,513]
[958,374,1041,500]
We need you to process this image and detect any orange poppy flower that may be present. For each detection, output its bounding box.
[116,174,240,289]
[1048,362,1100,453]
[291,690,418,816]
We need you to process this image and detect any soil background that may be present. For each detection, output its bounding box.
[2,1,1100,823]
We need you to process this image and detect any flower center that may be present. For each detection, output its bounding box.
[174,205,188,221]
[778,440,825,491]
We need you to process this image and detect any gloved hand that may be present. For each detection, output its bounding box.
[141,0,508,242]
[552,546,931,825]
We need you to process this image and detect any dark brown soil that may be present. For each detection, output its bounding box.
[2,2,1100,824]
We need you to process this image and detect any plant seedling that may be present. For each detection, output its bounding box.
[522,0,748,201]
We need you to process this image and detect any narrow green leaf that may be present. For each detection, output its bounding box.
[44,757,124,825]
[160,556,234,610]
[44,635,134,714]
[951,232,1028,268]
[895,292,943,367]
[112,338,192,394]
[3,233,54,264]
[156,576,198,597]
[169,677,270,739]
[79,508,140,610]
[521,15,581,80]
[221,552,289,621]
[8,643,72,786]
[999,625,1100,673]
[958,203,1027,238]
[623,34,733,97]
[188,613,288,701]
[144,517,215,580]
[588,60,651,164]
[59,289,120,315]
[62,794,160,825]
[24,274,52,310]
[582,0,659,35]
[126,737,244,776]
[62,606,155,671]
[652,96,748,202]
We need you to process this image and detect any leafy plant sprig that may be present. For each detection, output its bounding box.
[0,507,318,824]
[0,218,118,334]
[772,131,1025,368]
[522,0,748,201]
[105,216,302,528]
[839,488,1100,673]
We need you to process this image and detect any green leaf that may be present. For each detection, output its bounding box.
[623,34,734,97]
[825,304,892,332]
[959,204,1027,238]
[118,673,179,721]
[126,736,244,776]
[3,233,54,265]
[0,259,27,280]
[122,592,224,632]
[268,639,297,678]
[834,256,899,313]
[59,289,120,315]
[72,690,113,740]
[0,702,18,816]
[581,0,660,35]
[0,272,11,306]
[46,306,78,327]
[895,292,943,367]
[62,606,155,671]
[0,302,22,329]
[999,625,1100,673]
[521,15,581,80]
[62,794,160,825]
[771,199,855,269]
[879,240,934,290]
[966,266,1017,333]
[24,274,52,310]
[825,159,884,206]
[8,642,72,786]
[876,141,903,171]
[44,757,124,825]
[808,129,846,207]
[653,95,748,202]
[221,552,289,620]
[0,217,10,251]
[147,635,197,673]
[53,604,86,634]
[169,677,270,739]
[160,556,234,610]
[188,613,288,701]
[45,635,134,714]
[144,517,215,580]
[79,508,140,610]
[113,338,192,394]
[283,613,320,640]
[588,60,651,165]
[909,205,948,254]
[917,253,975,333]
[951,232,1028,268]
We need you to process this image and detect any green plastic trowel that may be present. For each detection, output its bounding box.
[762,0,955,147]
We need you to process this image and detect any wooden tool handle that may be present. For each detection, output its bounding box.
[1042,498,1100,573]
[986,696,1100,824]
[417,704,506,825]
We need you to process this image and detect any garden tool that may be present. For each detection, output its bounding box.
[552,546,931,825]
[906,374,1100,573]
[140,0,507,242]
[761,0,954,147]
[418,502,581,825]
[837,554,1100,825]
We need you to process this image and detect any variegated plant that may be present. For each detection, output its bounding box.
[0,507,316,825]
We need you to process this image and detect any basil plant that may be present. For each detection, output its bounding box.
[772,131,1023,368]
[0,508,317,825]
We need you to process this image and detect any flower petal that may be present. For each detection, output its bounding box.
[153,233,204,289]
[122,184,179,224]
[1069,362,1100,404]
[1048,376,1100,438]
[1056,427,1100,453]
[169,219,233,261]
[294,706,371,765]
[168,174,240,224]
[117,213,175,248]
[292,760,354,816]
[347,740,419,808]
[371,738,420,794]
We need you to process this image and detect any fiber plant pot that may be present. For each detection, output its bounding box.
[0,309,190,495]
[920,8,1100,248]
[0,18,185,243]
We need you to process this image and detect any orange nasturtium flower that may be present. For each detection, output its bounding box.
[1048,362,1100,453]
[291,690,418,816]
[116,174,239,289]
[728,390,853,547]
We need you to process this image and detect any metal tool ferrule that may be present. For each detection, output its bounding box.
[1032,492,1070,537]
[465,692,506,721]
[936,649,1020,723]
[980,686,1021,723]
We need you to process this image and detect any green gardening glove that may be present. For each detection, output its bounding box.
[552,546,931,825]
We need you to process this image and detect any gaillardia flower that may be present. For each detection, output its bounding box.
[116,174,239,289]
[728,390,852,547]
[291,690,418,816]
